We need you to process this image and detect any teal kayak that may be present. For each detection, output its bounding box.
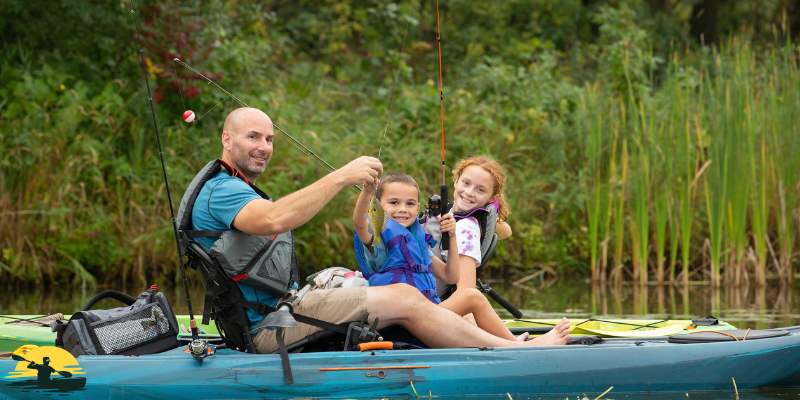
[2,326,800,398]
[1,314,737,351]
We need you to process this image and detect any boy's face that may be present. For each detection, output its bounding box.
[378,182,420,228]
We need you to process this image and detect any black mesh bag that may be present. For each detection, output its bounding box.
[50,286,180,357]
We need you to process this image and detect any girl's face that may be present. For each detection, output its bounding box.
[453,165,496,213]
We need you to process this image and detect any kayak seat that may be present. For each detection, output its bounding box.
[186,240,258,353]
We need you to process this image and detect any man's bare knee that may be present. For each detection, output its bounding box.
[366,283,429,325]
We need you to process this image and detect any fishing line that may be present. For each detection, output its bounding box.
[129,0,201,344]
[170,63,187,112]
[377,20,410,160]
[194,95,231,122]
[170,58,363,192]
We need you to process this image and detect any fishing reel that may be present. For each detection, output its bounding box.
[188,338,216,365]
[423,194,452,220]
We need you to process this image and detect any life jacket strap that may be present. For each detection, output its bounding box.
[183,229,226,238]
[385,235,429,273]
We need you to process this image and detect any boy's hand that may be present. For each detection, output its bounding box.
[438,214,456,234]
[363,179,378,193]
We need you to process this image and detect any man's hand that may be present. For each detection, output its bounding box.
[336,156,382,188]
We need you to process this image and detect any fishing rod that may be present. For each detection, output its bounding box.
[434,0,449,250]
[171,58,361,193]
[129,0,210,365]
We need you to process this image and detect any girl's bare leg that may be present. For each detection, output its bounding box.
[439,288,518,341]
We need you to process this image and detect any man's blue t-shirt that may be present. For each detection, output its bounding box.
[192,170,282,333]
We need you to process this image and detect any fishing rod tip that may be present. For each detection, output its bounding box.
[173,58,180,61]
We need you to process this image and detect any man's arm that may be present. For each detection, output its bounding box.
[233,156,382,236]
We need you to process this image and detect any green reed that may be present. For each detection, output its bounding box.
[581,30,800,286]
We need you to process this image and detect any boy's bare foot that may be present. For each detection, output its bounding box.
[515,332,530,342]
[525,317,570,346]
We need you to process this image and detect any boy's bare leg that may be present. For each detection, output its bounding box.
[366,284,570,348]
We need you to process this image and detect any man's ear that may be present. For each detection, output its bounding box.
[221,131,232,151]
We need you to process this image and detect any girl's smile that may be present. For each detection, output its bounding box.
[453,165,496,213]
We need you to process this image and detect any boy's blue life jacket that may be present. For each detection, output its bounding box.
[354,217,441,304]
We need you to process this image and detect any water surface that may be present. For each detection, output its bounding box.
[3,278,799,330]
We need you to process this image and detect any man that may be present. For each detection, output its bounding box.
[188,107,570,353]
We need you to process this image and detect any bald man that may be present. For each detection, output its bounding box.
[187,107,570,354]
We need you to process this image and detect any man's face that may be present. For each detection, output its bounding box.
[378,182,420,228]
[225,110,274,182]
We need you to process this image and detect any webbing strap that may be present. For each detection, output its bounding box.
[276,327,293,384]
[201,260,218,325]
[292,313,348,334]
[234,299,349,335]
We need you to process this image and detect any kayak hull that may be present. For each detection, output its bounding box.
[3,327,800,398]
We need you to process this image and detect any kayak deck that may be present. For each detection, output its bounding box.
[2,326,800,398]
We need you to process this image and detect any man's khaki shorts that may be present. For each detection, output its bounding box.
[252,286,368,354]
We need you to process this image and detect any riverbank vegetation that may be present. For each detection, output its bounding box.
[1,0,799,289]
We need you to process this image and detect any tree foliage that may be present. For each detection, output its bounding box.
[1,0,798,286]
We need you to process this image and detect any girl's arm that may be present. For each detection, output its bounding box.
[455,253,477,290]
[430,214,460,284]
[495,220,512,240]
[352,183,375,247]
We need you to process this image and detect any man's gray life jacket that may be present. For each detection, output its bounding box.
[176,159,299,321]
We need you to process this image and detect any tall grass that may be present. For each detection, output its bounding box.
[582,30,800,286]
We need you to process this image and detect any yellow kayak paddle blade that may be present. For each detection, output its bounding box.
[368,197,387,248]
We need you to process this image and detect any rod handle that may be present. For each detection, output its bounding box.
[440,184,449,250]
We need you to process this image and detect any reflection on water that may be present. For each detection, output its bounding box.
[491,280,799,329]
[4,279,799,329]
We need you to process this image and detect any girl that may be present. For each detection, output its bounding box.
[438,156,525,341]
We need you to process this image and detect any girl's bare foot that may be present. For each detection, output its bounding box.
[515,332,530,342]
[525,317,570,346]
